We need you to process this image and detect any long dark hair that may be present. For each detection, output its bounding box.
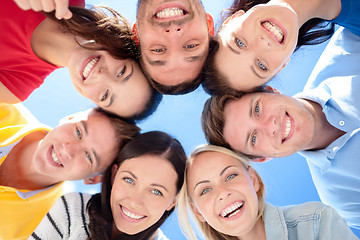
[87,131,186,240]
[201,0,335,95]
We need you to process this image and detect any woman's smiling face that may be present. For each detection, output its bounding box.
[215,3,299,91]
[187,151,261,237]
[110,155,178,235]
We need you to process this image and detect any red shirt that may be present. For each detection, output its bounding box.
[0,0,84,101]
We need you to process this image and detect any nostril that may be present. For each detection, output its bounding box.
[165,29,170,33]
[176,28,181,32]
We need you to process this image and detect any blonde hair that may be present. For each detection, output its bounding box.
[177,144,266,240]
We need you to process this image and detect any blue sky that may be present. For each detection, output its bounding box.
[22,0,359,238]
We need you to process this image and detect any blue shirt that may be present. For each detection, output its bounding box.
[332,0,360,37]
[264,202,358,239]
[294,27,360,229]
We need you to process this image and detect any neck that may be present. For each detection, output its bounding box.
[237,218,266,240]
[31,18,79,67]
[301,99,345,151]
[269,0,341,26]
[0,131,55,190]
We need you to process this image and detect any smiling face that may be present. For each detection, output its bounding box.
[67,49,152,118]
[215,3,299,91]
[136,0,211,86]
[32,110,119,183]
[110,155,178,235]
[223,91,316,158]
[187,151,261,238]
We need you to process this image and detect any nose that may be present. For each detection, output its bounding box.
[164,25,183,40]
[218,187,232,201]
[128,189,144,208]
[62,142,81,159]
[258,35,271,48]
[260,115,277,137]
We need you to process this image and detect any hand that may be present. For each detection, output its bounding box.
[13,0,73,19]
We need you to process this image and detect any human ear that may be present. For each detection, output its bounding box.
[263,85,280,94]
[84,175,103,185]
[206,13,215,37]
[252,157,272,163]
[248,167,260,192]
[223,10,245,26]
[166,195,178,211]
[132,23,140,46]
[190,202,206,222]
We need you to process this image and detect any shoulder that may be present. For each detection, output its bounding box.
[281,201,327,220]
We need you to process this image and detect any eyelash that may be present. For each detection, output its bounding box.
[151,48,166,53]
[257,60,267,71]
[76,127,82,139]
[86,152,93,163]
[184,44,199,49]
[200,187,211,196]
[118,66,126,77]
[152,189,163,196]
[226,173,238,181]
[123,177,134,184]
[234,37,246,48]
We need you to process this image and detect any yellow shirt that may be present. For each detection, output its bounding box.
[0,103,63,240]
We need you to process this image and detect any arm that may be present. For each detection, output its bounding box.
[13,0,72,19]
[28,192,91,240]
[0,82,21,104]
[318,205,358,240]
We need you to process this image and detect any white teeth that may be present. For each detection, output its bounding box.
[122,207,144,220]
[51,148,62,166]
[220,202,243,217]
[82,57,100,79]
[283,116,291,140]
[156,7,184,18]
[262,21,284,43]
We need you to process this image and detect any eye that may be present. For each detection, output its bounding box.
[254,102,260,117]
[234,37,246,48]
[251,132,257,146]
[76,127,82,139]
[86,152,93,163]
[257,60,267,71]
[151,48,166,53]
[226,173,238,181]
[101,90,109,101]
[123,177,134,184]
[118,66,126,77]
[184,44,198,49]
[151,189,163,196]
[200,187,211,196]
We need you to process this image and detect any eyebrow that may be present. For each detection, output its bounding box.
[122,171,169,192]
[245,97,256,151]
[104,65,134,108]
[145,51,206,67]
[81,120,100,168]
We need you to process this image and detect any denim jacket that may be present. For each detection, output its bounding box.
[264,202,358,240]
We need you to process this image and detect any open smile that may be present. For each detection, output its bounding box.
[219,201,244,220]
[82,56,100,81]
[120,205,147,223]
[282,112,294,143]
[48,146,64,168]
[153,3,188,21]
[261,20,285,44]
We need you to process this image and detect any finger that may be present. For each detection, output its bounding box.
[28,0,43,12]
[13,0,32,10]
[54,0,71,19]
[41,0,56,12]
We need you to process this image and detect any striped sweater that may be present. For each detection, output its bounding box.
[29,192,170,240]
[29,192,91,240]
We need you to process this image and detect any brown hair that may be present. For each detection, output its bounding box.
[201,0,335,95]
[45,5,139,61]
[87,131,186,240]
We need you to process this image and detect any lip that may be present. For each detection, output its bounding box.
[47,145,64,168]
[119,205,147,223]
[261,18,287,45]
[153,2,188,22]
[80,56,100,82]
[281,112,294,143]
[219,200,245,221]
